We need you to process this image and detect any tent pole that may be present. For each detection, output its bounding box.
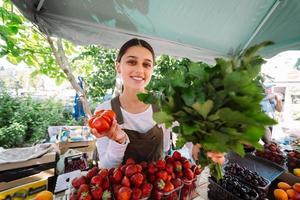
[239,0,281,55]
[36,0,46,11]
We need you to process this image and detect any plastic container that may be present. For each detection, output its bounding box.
[208,177,258,200]
[64,153,88,173]
[286,150,300,172]
[154,184,183,200]
[180,178,197,200]
[255,149,285,166]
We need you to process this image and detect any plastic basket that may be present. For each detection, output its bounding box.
[180,178,197,200]
[153,184,183,200]
[208,177,258,200]
[287,150,300,172]
[255,149,285,166]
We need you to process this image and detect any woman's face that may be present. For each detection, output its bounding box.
[116,46,154,91]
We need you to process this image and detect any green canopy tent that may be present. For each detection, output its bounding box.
[12,0,300,63]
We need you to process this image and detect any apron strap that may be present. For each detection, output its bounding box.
[111,96,124,124]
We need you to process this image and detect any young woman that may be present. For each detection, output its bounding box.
[91,38,224,168]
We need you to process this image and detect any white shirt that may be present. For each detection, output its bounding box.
[95,100,173,168]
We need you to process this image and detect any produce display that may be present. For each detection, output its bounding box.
[273,181,300,200]
[255,143,285,165]
[88,110,116,133]
[287,150,300,173]
[138,42,276,180]
[64,153,89,173]
[69,151,202,200]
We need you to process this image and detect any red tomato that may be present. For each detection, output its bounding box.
[92,117,110,132]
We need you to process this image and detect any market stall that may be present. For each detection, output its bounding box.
[2,0,300,200]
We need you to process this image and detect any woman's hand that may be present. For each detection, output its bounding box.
[192,143,225,164]
[91,119,127,144]
[207,152,225,164]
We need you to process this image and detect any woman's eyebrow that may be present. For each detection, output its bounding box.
[126,56,152,63]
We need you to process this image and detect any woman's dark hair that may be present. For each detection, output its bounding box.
[116,38,155,63]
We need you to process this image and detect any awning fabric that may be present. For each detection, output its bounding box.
[12,0,300,62]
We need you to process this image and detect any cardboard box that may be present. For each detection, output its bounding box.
[57,141,95,155]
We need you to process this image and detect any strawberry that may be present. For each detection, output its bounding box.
[155,178,165,190]
[102,176,110,190]
[125,164,138,177]
[98,168,109,179]
[121,176,130,187]
[131,188,142,200]
[148,174,156,183]
[91,185,103,200]
[130,173,144,187]
[172,151,181,160]
[175,171,183,178]
[113,168,123,184]
[194,166,202,175]
[156,170,168,181]
[173,161,182,172]
[72,176,87,189]
[183,168,194,180]
[102,190,112,200]
[108,167,115,175]
[153,189,163,200]
[121,164,128,174]
[125,157,136,165]
[135,164,143,173]
[79,192,92,200]
[165,156,175,164]
[113,184,122,196]
[90,175,103,186]
[165,163,174,174]
[70,193,78,200]
[167,175,172,181]
[140,161,148,170]
[156,159,166,170]
[180,156,188,163]
[77,184,90,197]
[182,160,191,169]
[141,182,153,197]
[171,178,182,188]
[148,162,157,174]
[86,167,98,180]
[163,181,174,193]
[117,186,132,200]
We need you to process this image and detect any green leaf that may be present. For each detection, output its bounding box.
[137,92,157,104]
[216,58,232,74]
[153,111,174,127]
[231,143,245,157]
[181,88,196,106]
[224,71,251,92]
[243,41,274,58]
[182,124,199,136]
[192,100,214,119]
[217,108,255,125]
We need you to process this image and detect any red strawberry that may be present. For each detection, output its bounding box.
[173,161,182,172]
[91,185,103,200]
[155,178,165,190]
[79,192,92,200]
[172,151,181,160]
[102,190,112,200]
[90,175,103,186]
[175,171,183,178]
[70,193,78,200]
[141,182,153,197]
[156,159,166,170]
[183,168,194,180]
[148,174,156,183]
[195,166,202,175]
[156,170,168,181]
[148,162,158,174]
[125,164,138,177]
[86,167,98,180]
[165,156,175,164]
[131,188,142,200]
[180,156,188,163]
[167,175,172,181]
[102,176,110,190]
[130,173,144,187]
[72,176,87,189]
[165,163,174,174]
[183,160,191,169]
[117,186,132,200]
[163,181,174,193]
[77,184,90,197]
[121,176,130,187]
[140,161,148,170]
[136,164,143,173]
[108,167,115,175]
[98,168,109,179]
[171,178,182,188]
[113,184,122,196]
[125,157,136,165]
[121,164,128,174]
[113,168,123,183]
[153,189,163,200]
